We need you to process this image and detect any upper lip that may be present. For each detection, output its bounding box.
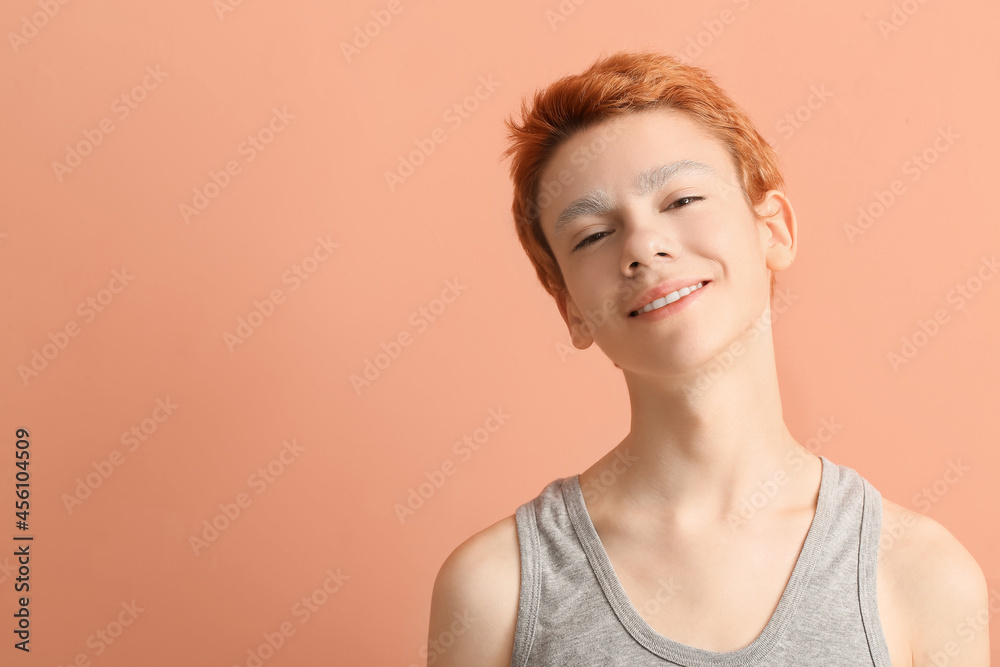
[627,278,711,315]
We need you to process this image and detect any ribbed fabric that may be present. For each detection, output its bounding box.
[510,455,894,666]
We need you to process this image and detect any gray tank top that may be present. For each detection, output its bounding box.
[510,455,893,666]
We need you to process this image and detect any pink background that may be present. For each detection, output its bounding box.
[1,0,997,664]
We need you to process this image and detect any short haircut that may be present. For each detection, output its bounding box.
[501,50,786,303]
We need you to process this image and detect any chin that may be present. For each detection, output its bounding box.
[611,335,729,377]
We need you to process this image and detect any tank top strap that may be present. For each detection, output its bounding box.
[858,475,893,666]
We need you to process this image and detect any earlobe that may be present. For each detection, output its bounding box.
[755,190,797,273]
[556,289,594,350]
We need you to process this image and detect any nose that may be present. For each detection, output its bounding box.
[620,213,675,276]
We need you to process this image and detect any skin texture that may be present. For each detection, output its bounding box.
[428,107,989,666]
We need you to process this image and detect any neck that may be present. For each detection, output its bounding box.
[584,310,820,527]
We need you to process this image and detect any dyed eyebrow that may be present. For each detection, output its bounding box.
[551,159,718,237]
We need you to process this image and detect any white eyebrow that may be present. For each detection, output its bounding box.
[552,159,717,237]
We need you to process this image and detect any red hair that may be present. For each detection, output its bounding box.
[501,50,785,302]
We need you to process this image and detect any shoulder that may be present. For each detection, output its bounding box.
[878,497,990,666]
[428,513,521,667]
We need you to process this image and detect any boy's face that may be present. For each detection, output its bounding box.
[536,106,794,376]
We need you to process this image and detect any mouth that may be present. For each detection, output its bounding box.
[629,281,710,317]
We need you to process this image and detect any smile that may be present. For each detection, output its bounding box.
[631,281,707,316]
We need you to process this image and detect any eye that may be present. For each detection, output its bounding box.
[666,195,705,210]
[573,231,609,251]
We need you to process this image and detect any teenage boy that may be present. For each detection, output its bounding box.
[428,50,989,666]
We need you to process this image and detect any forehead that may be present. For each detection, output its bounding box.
[552,106,731,170]
[536,107,738,229]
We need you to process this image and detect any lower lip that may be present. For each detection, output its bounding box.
[630,282,709,321]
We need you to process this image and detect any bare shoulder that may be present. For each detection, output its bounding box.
[879,497,990,666]
[428,513,521,667]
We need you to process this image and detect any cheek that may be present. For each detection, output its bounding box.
[701,212,759,257]
[684,220,731,260]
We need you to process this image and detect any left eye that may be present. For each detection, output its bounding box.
[667,195,705,209]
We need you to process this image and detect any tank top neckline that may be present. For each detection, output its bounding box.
[561,454,835,666]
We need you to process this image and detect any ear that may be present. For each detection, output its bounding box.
[556,289,594,350]
[753,190,797,274]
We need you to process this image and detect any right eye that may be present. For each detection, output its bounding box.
[574,231,610,251]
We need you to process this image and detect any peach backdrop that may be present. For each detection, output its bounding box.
[1,0,997,664]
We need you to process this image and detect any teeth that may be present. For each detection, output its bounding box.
[638,282,705,314]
